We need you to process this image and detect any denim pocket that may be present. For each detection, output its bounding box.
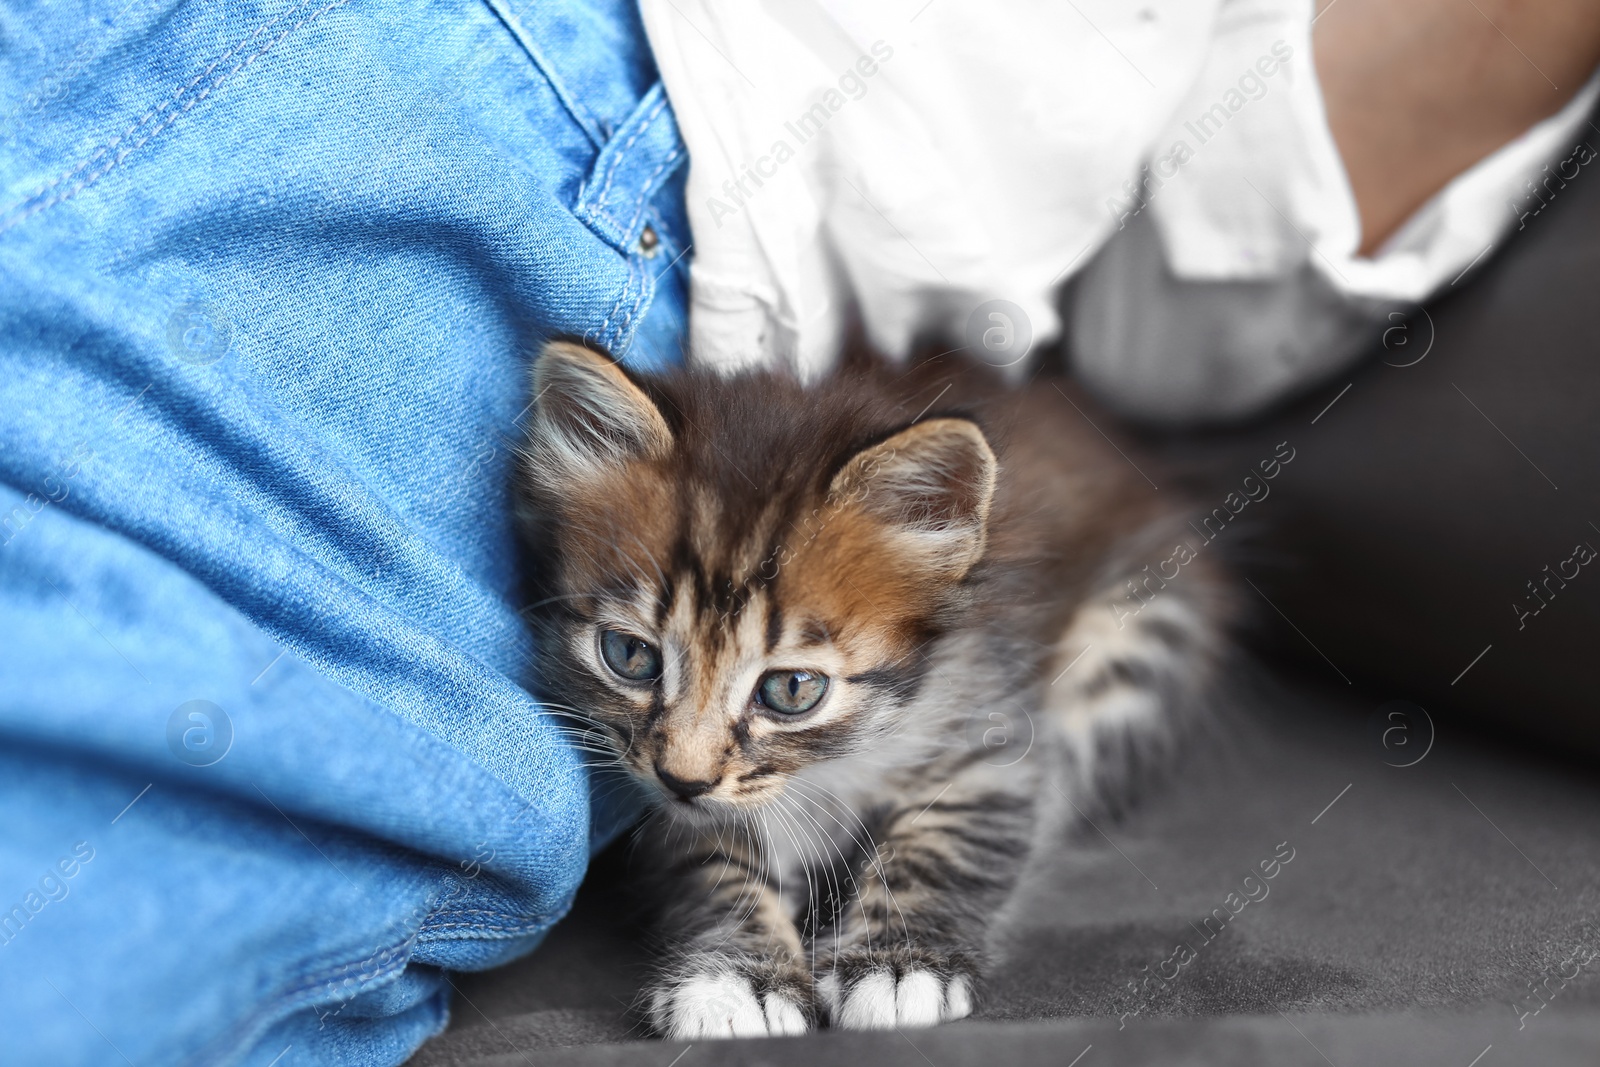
[573,80,686,256]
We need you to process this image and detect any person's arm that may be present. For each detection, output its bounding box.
[1315,0,1600,255]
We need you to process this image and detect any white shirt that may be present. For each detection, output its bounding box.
[639,0,1600,421]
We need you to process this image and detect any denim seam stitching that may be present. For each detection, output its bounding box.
[182,939,416,1067]
[419,920,548,934]
[598,255,639,347]
[270,937,414,1010]
[0,0,349,234]
[616,256,649,350]
[618,146,684,241]
[286,905,554,998]
[424,907,543,921]
[607,242,655,355]
[481,0,604,150]
[592,91,670,217]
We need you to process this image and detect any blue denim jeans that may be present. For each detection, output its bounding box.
[0,1,684,1063]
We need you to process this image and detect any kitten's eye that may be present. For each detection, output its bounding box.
[756,670,829,715]
[599,629,662,682]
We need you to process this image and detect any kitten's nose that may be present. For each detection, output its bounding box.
[654,763,716,801]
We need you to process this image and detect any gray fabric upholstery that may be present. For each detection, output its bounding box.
[412,674,1600,1065]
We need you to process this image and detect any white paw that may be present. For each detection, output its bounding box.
[648,962,812,1039]
[820,952,976,1030]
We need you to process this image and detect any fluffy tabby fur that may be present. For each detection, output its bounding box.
[516,339,1230,1038]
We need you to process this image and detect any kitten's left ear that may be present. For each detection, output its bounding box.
[526,340,673,484]
[828,418,998,578]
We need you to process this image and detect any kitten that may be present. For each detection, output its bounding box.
[516,339,1230,1039]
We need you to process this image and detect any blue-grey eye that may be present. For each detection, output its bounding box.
[756,670,828,714]
[600,629,661,682]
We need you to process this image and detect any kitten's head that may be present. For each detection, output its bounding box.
[518,341,996,822]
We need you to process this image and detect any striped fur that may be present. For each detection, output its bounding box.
[516,340,1232,1038]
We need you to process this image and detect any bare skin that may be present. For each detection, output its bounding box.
[1315,0,1600,254]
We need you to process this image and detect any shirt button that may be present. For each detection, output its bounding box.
[638,225,661,257]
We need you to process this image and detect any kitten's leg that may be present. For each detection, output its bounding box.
[1045,561,1229,805]
[644,826,814,1039]
[817,769,1035,1030]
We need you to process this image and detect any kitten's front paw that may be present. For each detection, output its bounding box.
[647,951,814,1039]
[819,946,977,1030]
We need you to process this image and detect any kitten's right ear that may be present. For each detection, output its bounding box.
[527,341,673,483]
[827,417,997,579]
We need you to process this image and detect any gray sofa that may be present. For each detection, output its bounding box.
[412,675,1600,1065]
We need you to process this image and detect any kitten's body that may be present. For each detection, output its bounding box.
[517,342,1229,1038]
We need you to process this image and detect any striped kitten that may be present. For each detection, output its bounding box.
[516,340,1230,1039]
